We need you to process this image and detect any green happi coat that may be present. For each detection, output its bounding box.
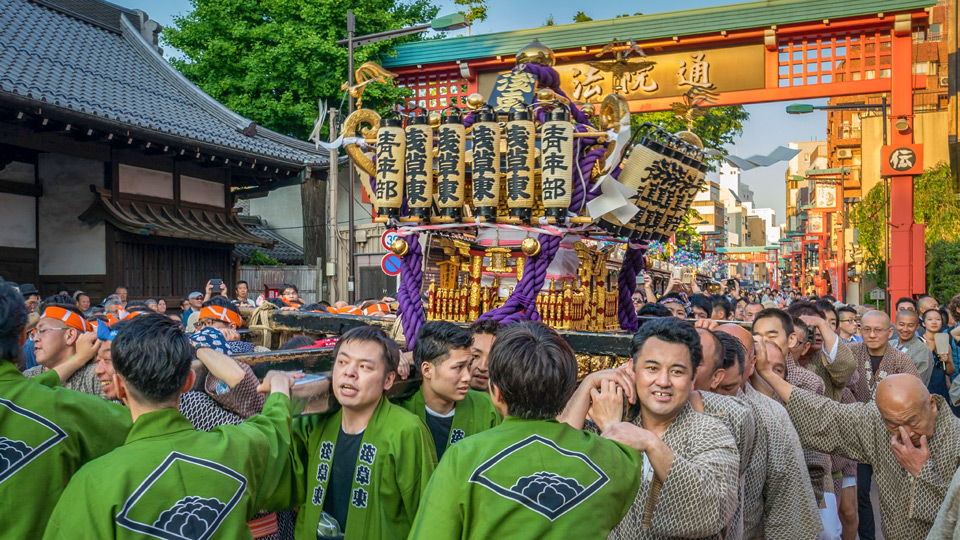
[0,360,131,538]
[264,396,436,540]
[408,417,646,540]
[398,388,502,456]
[42,392,293,540]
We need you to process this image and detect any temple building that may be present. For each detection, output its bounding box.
[0,0,329,302]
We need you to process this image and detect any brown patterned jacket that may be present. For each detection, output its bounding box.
[787,389,960,540]
[800,339,856,401]
[610,402,740,540]
[850,342,920,403]
[786,353,832,508]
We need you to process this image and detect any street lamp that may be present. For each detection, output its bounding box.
[785,97,888,145]
[336,12,470,302]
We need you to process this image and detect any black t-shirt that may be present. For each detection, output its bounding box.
[870,355,883,375]
[323,428,363,533]
[425,410,454,460]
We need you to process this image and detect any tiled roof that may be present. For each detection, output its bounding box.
[382,0,934,68]
[79,188,273,247]
[234,216,305,265]
[0,0,329,168]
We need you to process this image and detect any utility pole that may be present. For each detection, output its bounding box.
[335,11,467,303]
[346,10,357,303]
[328,108,339,303]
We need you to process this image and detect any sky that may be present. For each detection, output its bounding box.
[123,0,831,225]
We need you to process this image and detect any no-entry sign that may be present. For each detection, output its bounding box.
[381,253,402,276]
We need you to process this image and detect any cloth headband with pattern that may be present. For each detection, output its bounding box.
[198,306,243,327]
[326,306,362,315]
[40,307,92,333]
[361,303,391,316]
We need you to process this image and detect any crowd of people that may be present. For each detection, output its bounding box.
[4,273,960,540]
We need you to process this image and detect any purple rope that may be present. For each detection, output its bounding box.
[520,64,592,125]
[617,245,647,333]
[397,233,426,349]
[477,233,561,324]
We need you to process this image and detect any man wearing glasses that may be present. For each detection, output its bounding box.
[836,306,862,344]
[22,301,105,398]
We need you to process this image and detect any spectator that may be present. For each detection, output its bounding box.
[114,286,127,305]
[743,301,764,323]
[837,306,862,344]
[145,299,158,311]
[712,295,733,320]
[891,309,933,385]
[235,280,256,307]
[182,291,203,327]
[895,297,917,314]
[638,303,673,318]
[658,292,688,319]
[921,308,957,416]
[72,290,91,313]
[689,293,713,320]
[270,284,304,310]
[202,279,228,303]
[20,283,39,313]
[734,298,747,321]
[156,298,167,314]
[918,294,939,315]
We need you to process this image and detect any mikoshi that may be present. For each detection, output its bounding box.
[339,39,711,351]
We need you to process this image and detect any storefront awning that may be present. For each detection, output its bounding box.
[80,188,274,248]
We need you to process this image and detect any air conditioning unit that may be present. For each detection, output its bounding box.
[837,149,853,159]
[940,76,949,88]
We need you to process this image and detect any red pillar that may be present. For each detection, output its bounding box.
[888,30,921,302]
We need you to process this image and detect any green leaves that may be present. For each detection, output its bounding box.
[629,105,748,158]
[850,162,959,295]
[162,0,439,140]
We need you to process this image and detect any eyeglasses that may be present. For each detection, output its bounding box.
[862,327,888,335]
[839,318,858,323]
[33,326,67,338]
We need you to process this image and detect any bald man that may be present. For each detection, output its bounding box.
[851,311,920,403]
[754,356,960,540]
[891,309,933,385]
[852,311,922,540]
[693,326,757,540]
[716,324,821,540]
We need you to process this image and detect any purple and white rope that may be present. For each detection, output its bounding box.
[476,233,561,325]
[397,233,426,349]
[617,245,647,333]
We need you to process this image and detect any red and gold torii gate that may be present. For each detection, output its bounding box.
[381,0,936,301]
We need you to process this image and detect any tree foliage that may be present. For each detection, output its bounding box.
[572,11,593,23]
[453,0,487,25]
[630,106,749,156]
[543,13,555,26]
[675,208,704,253]
[162,0,439,140]
[246,250,284,266]
[927,240,960,303]
[850,162,960,291]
